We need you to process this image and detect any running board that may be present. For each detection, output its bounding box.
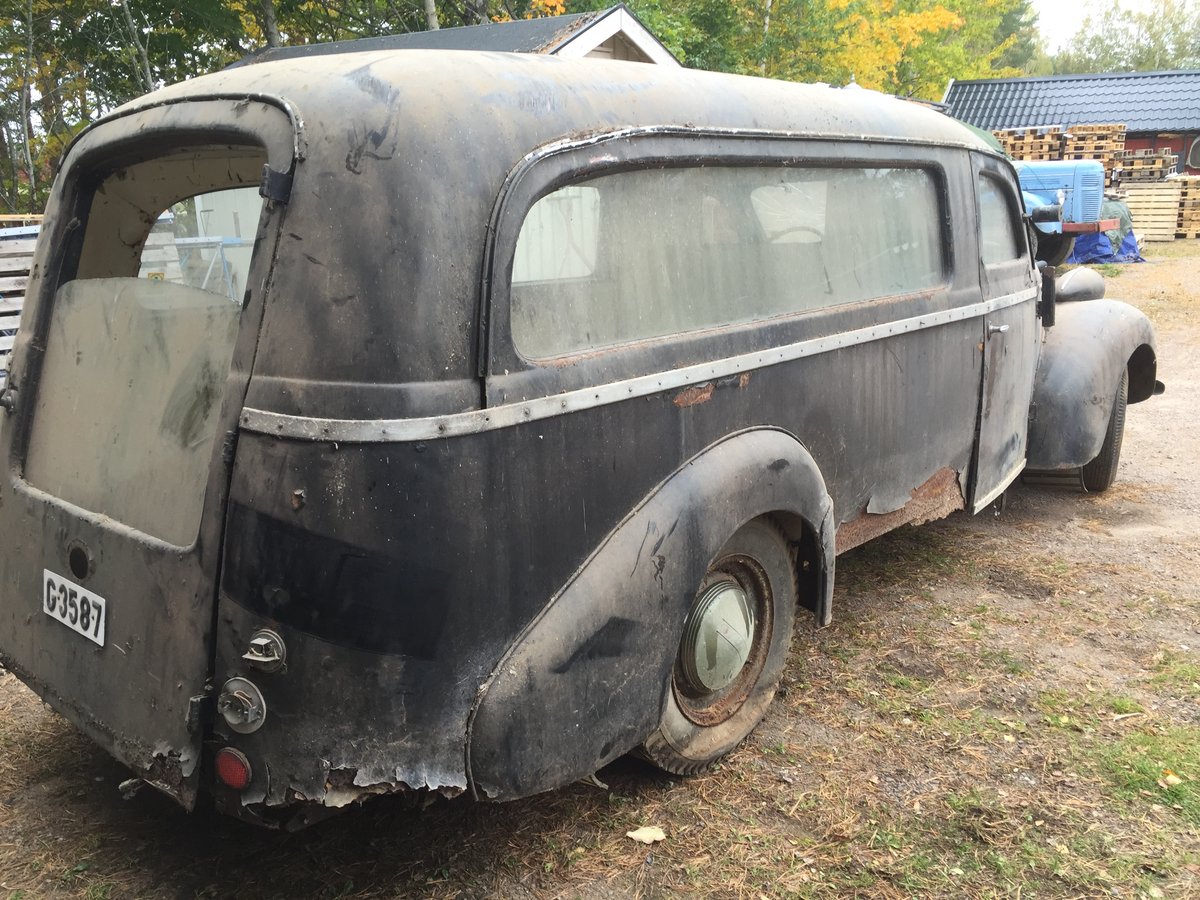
[1022,468,1084,490]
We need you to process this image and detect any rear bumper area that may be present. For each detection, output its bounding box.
[208,597,474,815]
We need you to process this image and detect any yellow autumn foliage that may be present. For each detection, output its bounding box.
[825,0,962,92]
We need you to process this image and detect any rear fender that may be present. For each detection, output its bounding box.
[466,427,835,800]
[1027,299,1158,470]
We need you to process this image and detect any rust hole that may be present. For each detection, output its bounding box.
[673,382,715,408]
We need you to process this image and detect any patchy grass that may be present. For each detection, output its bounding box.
[1094,262,1124,277]
[1094,726,1200,825]
[1150,650,1200,699]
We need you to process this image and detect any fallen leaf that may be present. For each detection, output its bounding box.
[1159,770,1183,788]
[627,826,666,844]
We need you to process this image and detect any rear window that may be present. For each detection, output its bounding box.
[511,165,943,359]
[23,146,265,546]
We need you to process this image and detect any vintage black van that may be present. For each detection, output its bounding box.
[0,49,1161,827]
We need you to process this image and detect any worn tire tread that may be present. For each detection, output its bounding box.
[1081,370,1128,493]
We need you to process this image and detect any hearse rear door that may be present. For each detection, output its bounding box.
[969,154,1040,513]
[0,98,297,806]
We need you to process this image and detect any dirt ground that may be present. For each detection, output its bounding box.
[1,242,1198,899]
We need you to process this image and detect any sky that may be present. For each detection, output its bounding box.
[1032,0,1156,53]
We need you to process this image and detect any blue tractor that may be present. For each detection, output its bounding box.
[1014,159,1117,266]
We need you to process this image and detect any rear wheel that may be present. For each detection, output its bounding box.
[1082,370,1128,493]
[640,519,797,774]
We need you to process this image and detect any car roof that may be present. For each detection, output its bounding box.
[111,50,992,156]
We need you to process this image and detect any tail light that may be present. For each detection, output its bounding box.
[215,747,253,790]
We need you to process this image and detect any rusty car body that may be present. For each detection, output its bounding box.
[0,49,1160,827]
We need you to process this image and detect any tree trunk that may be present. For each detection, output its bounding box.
[20,0,37,213]
[261,0,282,47]
[760,0,773,74]
[424,0,440,30]
[0,121,18,213]
[118,0,154,94]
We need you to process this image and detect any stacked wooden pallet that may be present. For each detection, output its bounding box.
[1177,177,1200,239]
[1119,149,1179,183]
[1061,124,1127,186]
[0,238,34,376]
[992,123,1128,186]
[1122,181,1183,242]
[992,126,1064,161]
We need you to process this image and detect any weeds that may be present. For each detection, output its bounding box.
[1095,726,1200,825]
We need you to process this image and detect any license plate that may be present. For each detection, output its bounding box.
[43,569,106,646]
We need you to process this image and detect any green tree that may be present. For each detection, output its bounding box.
[0,0,1046,211]
[1051,0,1200,73]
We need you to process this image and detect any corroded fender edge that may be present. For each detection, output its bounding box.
[1026,299,1158,470]
[467,427,835,801]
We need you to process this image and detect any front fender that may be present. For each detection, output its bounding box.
[1027,299,1158,470]
[467,427,835,800]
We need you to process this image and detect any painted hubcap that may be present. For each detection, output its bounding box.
[678,580,756,694]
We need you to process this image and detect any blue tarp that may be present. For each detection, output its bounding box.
[1067,199,1145,264]
[1068,229,1145,264]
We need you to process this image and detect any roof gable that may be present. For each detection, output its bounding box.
[943,70,1200,133]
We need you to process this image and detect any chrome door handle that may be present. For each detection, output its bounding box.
[988,324,1010,337]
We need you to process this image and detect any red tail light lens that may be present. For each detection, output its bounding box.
[215,747,253,790]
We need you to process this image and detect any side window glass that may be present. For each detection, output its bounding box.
[510,165,944,359]
[979,175,1022,265]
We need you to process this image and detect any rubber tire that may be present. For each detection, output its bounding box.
[1082,370,1128,493]
[639,519,797,775]
[1037,232,1075,268]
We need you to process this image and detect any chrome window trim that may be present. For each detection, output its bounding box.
[240,286,1038,444]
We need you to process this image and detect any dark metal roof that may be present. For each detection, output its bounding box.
[944,70,1200,133]
[237,4,666,66]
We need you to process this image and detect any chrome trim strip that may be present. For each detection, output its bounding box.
[240,287,1037,443]
[513,123,1001,170]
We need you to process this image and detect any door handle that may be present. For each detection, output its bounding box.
[988,324,1010,338]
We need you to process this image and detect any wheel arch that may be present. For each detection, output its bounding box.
[1127,341,1158,404]
[465,427,835,801]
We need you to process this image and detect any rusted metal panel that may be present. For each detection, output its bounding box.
[835,467,965,555]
